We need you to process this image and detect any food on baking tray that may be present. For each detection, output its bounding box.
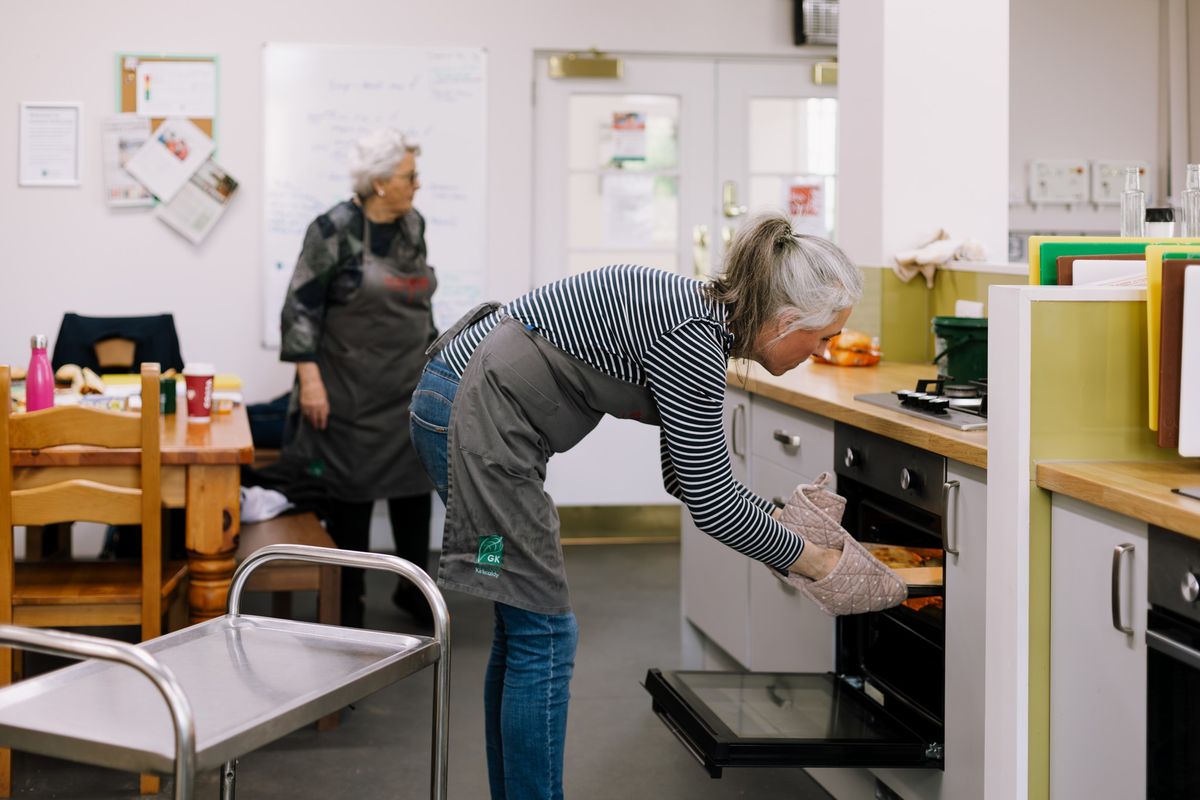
[902,595,944,620]
[862,543,943,570]
[810,329,882,367]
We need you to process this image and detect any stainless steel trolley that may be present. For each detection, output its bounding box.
[0,544,450,799]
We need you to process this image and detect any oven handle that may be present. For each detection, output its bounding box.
[1146,629,1200,671]
[1111,543,1135,635]
[941,480,960,556]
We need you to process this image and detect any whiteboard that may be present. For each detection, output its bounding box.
[262,44,487,347]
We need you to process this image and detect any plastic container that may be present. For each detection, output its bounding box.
[931,316,988,385]
[1146,207,1175,238]
[25,334,54,412]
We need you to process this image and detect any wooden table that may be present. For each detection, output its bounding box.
[10,408,253,623]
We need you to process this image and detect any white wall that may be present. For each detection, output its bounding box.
[0,0,800,402]
[1008,0,1162,238]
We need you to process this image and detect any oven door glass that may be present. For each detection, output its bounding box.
[1147,609,1200,799]
[644,669,938,777]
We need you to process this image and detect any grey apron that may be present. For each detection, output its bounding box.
[288,212,436,501]
[435,316,661,614]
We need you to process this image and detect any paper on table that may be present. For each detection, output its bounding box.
[123,117,214,202]
[101,114,153,208]
[155,158,239,244]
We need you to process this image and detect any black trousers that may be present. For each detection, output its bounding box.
[325,493,432,627]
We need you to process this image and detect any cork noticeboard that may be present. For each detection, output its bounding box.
[117,53,218,141]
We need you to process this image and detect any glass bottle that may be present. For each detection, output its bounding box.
[1182,164,1200,237]
[25,335,54,412]
[1120,166,1146,237]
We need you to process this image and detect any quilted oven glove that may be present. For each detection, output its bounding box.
[772,472,907,616]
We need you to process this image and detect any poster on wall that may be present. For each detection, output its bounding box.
[787,179,827,236]
[101,114,154,207]
[18,102,82,187]
[134,59,217,119]
[155,158,239,244]
[123,117,214,202]
[602,173,655,247]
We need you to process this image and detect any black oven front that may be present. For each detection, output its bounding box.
[644,423,949,776]
[1147,526,1200,799]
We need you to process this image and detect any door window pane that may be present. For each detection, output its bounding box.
[566,93,681,273]
[747,97,838,240]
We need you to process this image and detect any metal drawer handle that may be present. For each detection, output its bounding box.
[941,480,960,556]
[773,429,801,448]
[1112,543,1135,635]
[731,404,746,457]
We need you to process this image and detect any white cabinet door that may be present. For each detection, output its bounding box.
[874,460,988,800]
[680,389,752,666]
[1049,494,1147,799]
[747,455,835,672]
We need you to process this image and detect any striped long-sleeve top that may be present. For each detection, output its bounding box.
[439,265,804,572]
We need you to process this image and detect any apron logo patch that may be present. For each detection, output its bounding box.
[475,535,504,578]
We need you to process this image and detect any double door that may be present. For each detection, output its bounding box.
[533,54,837,505]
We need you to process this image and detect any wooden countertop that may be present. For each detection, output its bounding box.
[1036,460,1200,539]
[728,360,988,469]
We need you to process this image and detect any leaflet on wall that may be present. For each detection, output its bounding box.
[135,60,217,119]
[787,179,827,236]
[123,117,214,202]
[101,114,154,208]
[611,112,646,162]
[155,158,238,244]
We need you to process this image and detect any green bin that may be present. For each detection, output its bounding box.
[932,316,988,384]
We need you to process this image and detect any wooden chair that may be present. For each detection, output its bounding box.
[0,362,188,796]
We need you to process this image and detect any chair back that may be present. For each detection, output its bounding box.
[51,314,184,375]
[0,364,163,634]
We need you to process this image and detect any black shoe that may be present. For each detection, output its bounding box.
[392,584,434,628]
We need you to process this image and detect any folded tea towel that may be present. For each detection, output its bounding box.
[240,485,294,524]
[893,229,987,289]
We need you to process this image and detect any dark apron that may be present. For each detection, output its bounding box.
[287,213,436,501]
[434,315,661,614]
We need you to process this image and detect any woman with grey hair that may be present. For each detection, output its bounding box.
[408,211,905,800]
[279,128,437,628]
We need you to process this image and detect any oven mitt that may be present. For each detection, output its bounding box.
[777,471,846,546]
[771,472,907,616]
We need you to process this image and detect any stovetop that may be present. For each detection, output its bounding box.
[855,378,988,431]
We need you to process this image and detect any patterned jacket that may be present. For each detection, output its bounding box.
[279,200,427,362]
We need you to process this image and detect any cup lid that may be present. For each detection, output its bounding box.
[183,362,215,375]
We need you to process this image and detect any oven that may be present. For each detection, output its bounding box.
[645,423,950,776]
[1147,525,1200,799]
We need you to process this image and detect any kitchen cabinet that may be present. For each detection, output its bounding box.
[1048,494,1147,799]
[749,395,834,480]
[681,388,751,666]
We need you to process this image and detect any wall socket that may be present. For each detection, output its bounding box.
[1027,159,1089,206]
[1092,160,1152,206]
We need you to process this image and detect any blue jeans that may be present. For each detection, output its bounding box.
[410,357,580,800]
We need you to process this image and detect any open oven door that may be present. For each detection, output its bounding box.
[644,669,941,777]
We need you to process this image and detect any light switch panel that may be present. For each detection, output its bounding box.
[1091,160,1152,206]
[1028,159,1090,205]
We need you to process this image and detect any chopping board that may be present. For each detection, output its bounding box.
[1179,265,1200,456]
[1158,259,1200,447]
[1055,252,1144,286]
[1145,247,1200,429]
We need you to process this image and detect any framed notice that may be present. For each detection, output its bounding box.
[18,102,82,187]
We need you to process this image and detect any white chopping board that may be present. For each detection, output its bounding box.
[1180,265,1200,456]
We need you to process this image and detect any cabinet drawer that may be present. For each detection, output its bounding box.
[750,396,833,480]
[747,455,836,671]
[681,513,750,667]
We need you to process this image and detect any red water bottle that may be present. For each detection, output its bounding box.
[25,335,54,412]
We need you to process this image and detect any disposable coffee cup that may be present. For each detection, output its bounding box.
[183,362,215,422]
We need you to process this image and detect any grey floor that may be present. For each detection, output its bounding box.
[10,543,832,799]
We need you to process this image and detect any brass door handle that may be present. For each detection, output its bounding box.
[692,224,710,278]
[722,180,747,218]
